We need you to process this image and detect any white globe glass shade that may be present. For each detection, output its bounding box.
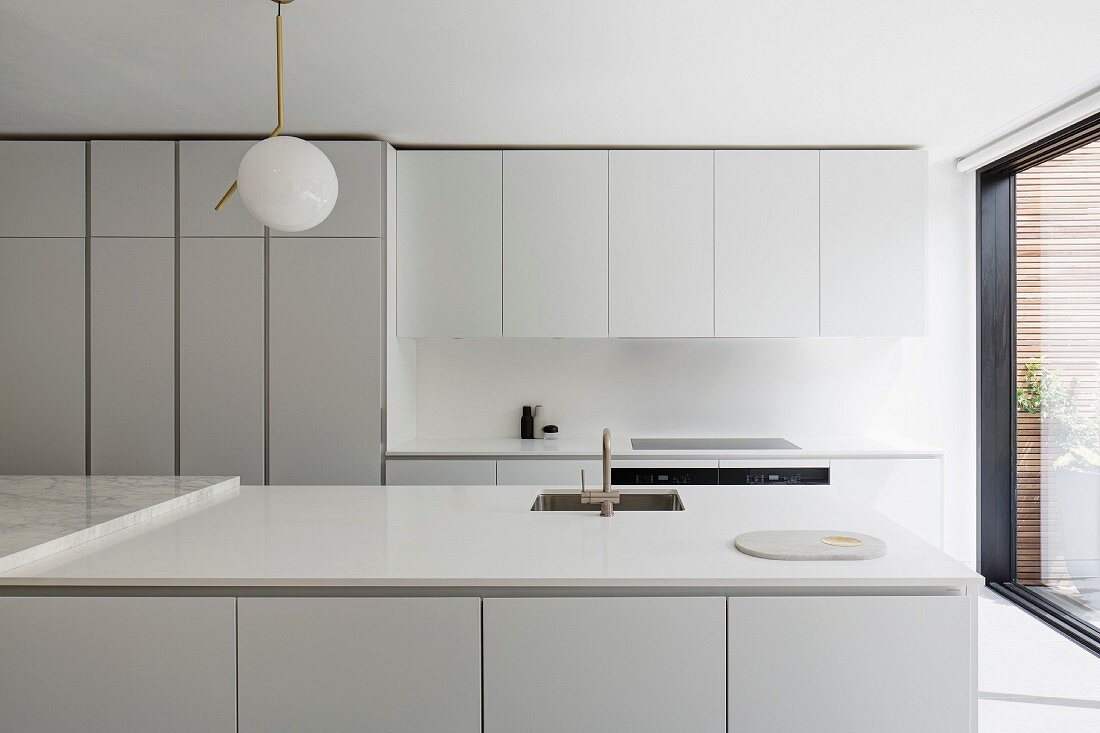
[236,136,339,232]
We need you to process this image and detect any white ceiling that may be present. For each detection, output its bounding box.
[1,0,1098,151]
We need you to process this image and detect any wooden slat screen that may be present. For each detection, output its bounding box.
[1015,139,1100,586]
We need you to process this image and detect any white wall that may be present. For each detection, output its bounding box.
[414,151,977,564]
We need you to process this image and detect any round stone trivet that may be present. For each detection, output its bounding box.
[733,530,886,561]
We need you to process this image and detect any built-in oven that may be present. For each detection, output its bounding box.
[611,463,829,486]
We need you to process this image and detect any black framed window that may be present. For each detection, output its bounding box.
[978,110,1100,656]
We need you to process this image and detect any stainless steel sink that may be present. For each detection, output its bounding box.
[531,491,684,512]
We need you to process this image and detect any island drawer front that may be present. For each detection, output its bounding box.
[0,597,236,732]
[484,597,726,733]
[237,597,481,733]
[728,595,973,733]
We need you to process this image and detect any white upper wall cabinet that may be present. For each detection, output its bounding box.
[0,141,85,237]
[609,150,713,337]
[819,149,928,336]
[504,150,608,337]
[397,150,503,337]
[270,140,382,237]
[715,150,820,337]
[179,140,262,236]
[91,141,175,237]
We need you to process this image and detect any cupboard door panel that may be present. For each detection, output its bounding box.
[238,597,481,733]
[0,238,85,473]
[728,595,971,733]
[610,150,713,337]
[90,237,175,475]
[91,140,175,236]
[715,150,819,337]
[820,149,928,336]
[0,597,236,732]
[180,140,262,236]
[504,150,608,337]
[180,237,265,485]
[268,237,382,485]
[397,150,503,337]
[485,597,726,733]
[0,141,85,236]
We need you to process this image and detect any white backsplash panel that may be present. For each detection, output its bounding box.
[415,337,908,439]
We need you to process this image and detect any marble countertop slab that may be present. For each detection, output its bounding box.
[0,475,238,573]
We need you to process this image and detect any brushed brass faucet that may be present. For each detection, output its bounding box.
[580,428,620,516]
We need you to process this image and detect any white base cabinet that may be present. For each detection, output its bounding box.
[0,597,236,732]
[728,595,973,733]
[484,597,727,733]
[386,458,497,485]
[237,598,481,733]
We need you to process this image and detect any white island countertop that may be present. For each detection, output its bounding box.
[0,484,980,590]
[386,435,944,460]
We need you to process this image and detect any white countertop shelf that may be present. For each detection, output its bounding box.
[0,484,979,589]
[386,435,945,460]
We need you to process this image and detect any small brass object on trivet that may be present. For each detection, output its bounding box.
[821,535,862,547]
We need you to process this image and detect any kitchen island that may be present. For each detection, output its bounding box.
[0,483,981,732]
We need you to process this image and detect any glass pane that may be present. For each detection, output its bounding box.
[1016,139,1100,629]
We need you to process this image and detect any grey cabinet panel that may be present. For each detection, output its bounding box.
[90,238,175,475]
[0,597,236,732]
[90,140,175,237]
[269,237,382,485]
[180,238,264,485]
[0,239,85,474]
[179,140,262,236]
[0,141,85,236]
[238,597,481,733]
[270,140,382,237]
[484,597,726,733]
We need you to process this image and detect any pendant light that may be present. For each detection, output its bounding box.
[214,0,338,232]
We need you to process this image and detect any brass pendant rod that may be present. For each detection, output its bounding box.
[215,11,286,212]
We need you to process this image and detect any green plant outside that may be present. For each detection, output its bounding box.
[1017,359,1100,472]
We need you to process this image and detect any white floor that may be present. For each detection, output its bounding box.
[979,587,1100,731]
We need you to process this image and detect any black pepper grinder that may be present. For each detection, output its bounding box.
[520,405,535,439]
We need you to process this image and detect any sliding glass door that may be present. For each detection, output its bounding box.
[980,112,1100,655]
[1015,140,1100,629]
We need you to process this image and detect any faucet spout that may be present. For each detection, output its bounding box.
[581,428,620,516]
[603,427,612,492]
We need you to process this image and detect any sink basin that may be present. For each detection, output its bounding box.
[531,491,684,512]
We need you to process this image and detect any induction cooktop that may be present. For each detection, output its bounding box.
[630,438,800,450]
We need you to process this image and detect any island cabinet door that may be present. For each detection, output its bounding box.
[237,597,481,733]
[0,597,236,732]
[728,596,974,733]
[484,597,727,733]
